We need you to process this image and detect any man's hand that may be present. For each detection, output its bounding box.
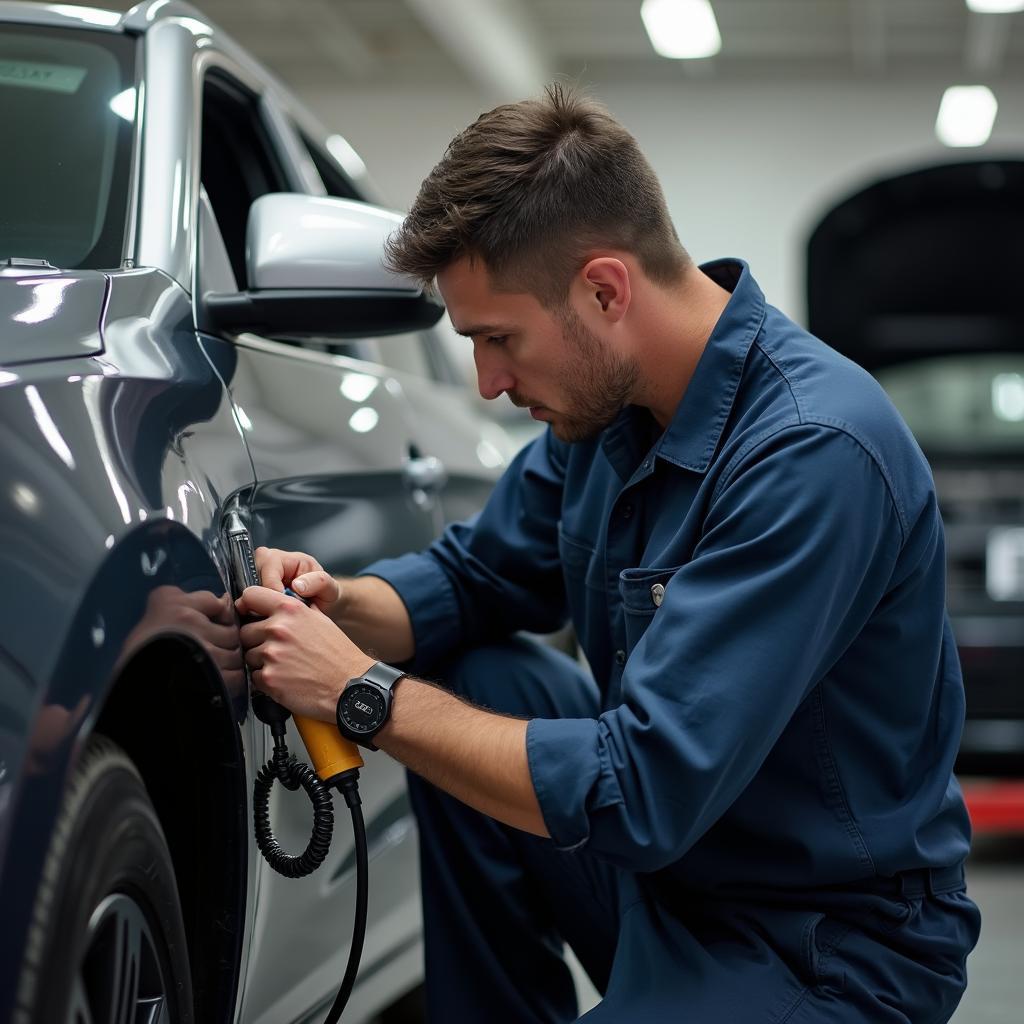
[254,546,341,614]
[236,586,374,721]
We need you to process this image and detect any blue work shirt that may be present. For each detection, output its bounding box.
[364,258,972,895]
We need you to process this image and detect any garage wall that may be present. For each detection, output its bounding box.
[303,76,1024,323]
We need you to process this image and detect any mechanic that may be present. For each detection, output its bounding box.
[236,84,980,1022]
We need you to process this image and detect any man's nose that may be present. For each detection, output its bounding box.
[474,345,516,401]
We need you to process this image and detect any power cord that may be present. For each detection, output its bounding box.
[251,698,368,1022]
[326,775,368,1024]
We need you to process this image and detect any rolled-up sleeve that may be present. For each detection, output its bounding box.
[361,427,570,670]
[526,425,904,869]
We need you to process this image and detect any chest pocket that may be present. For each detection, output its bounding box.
[557,527,607,591]
[619,565,679,652]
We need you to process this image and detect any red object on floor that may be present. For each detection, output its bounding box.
[961,781,1024,833]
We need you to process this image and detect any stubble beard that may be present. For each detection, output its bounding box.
[547,308,640,443]
[506,309,640,443]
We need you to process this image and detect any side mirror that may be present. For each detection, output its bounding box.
[203,194,442,338]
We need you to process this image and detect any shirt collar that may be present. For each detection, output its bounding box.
[600,404,661,482]
[655,258,766,473]
[599,258,766,482]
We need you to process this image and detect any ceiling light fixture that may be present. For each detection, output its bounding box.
[965,1,1024,13]
[935,85,998,147]
[641,0,721,60]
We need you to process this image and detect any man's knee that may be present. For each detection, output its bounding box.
[429,636,599,721]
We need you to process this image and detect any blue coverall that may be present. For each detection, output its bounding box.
[364,259,981,1022]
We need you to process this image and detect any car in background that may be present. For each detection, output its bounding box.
[0,2,512,1021]
[808,158,1024,776]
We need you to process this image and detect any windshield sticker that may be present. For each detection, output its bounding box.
[0,60,87,94]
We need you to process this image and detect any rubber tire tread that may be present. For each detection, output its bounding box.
[14,734,194,1023]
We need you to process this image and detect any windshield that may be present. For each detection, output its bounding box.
[0,24,136,270]
[877,354,1024,455]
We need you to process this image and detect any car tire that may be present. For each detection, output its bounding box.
[15,734,194,1023]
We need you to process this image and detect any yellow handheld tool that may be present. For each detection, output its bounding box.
[293,712,364,782]
[225,509,362,778]
[225,509,370,1022]
[225,510,362,872]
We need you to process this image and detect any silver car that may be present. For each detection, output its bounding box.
[0,2,510,1021]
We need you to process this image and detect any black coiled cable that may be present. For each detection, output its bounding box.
[250,719,369,1023]
[253,731,335,878]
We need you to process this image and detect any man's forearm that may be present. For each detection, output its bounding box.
[327,578,548,836]
[329,575,416,664]
[376,677,549,838]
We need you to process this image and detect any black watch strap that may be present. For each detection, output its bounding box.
[360,661,405,693]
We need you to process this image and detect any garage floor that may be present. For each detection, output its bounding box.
[952,833,1024,1023]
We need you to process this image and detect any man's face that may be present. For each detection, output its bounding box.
[437,257,638,443]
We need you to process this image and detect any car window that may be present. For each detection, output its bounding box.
[296,129,362,201]
[0,24,135,269]
[877,354,1024,454]
[200,72,290,288]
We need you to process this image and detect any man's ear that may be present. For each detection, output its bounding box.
[577,257,631,324]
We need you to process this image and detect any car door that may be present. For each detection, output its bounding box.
[193,64,437,1023]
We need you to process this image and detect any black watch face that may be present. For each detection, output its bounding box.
[338,683,386,735]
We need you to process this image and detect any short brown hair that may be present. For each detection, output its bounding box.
[383,83,689,308]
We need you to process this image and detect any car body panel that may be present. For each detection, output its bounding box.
[0,3,508,1020]
[0,270,107,365]
[0,268,258,1020]
[0,2,124,31]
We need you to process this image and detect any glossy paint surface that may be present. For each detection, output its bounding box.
[0,5,509,1023]
[247,194,413,291]
[0,270,107,365]
[0,267,257,1019]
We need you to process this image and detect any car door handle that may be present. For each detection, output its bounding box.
[403,455,447,494]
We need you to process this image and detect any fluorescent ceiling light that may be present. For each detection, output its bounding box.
[641,0,721,59]
[935,85,998,147]
[965,1,1024,13]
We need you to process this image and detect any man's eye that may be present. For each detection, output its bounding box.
[486,335,509,346]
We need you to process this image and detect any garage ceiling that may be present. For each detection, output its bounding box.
[50,0,1024,96]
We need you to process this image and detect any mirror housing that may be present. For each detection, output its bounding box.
[203,194,442,338]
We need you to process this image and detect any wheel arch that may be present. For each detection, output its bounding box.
[95,629,247,1024]
[6,516,252,1024]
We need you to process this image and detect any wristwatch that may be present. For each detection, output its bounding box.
[336,662,406,750]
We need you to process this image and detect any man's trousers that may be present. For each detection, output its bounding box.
[406,637,981,1022]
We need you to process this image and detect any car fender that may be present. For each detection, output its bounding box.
[0,517,253,1022]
